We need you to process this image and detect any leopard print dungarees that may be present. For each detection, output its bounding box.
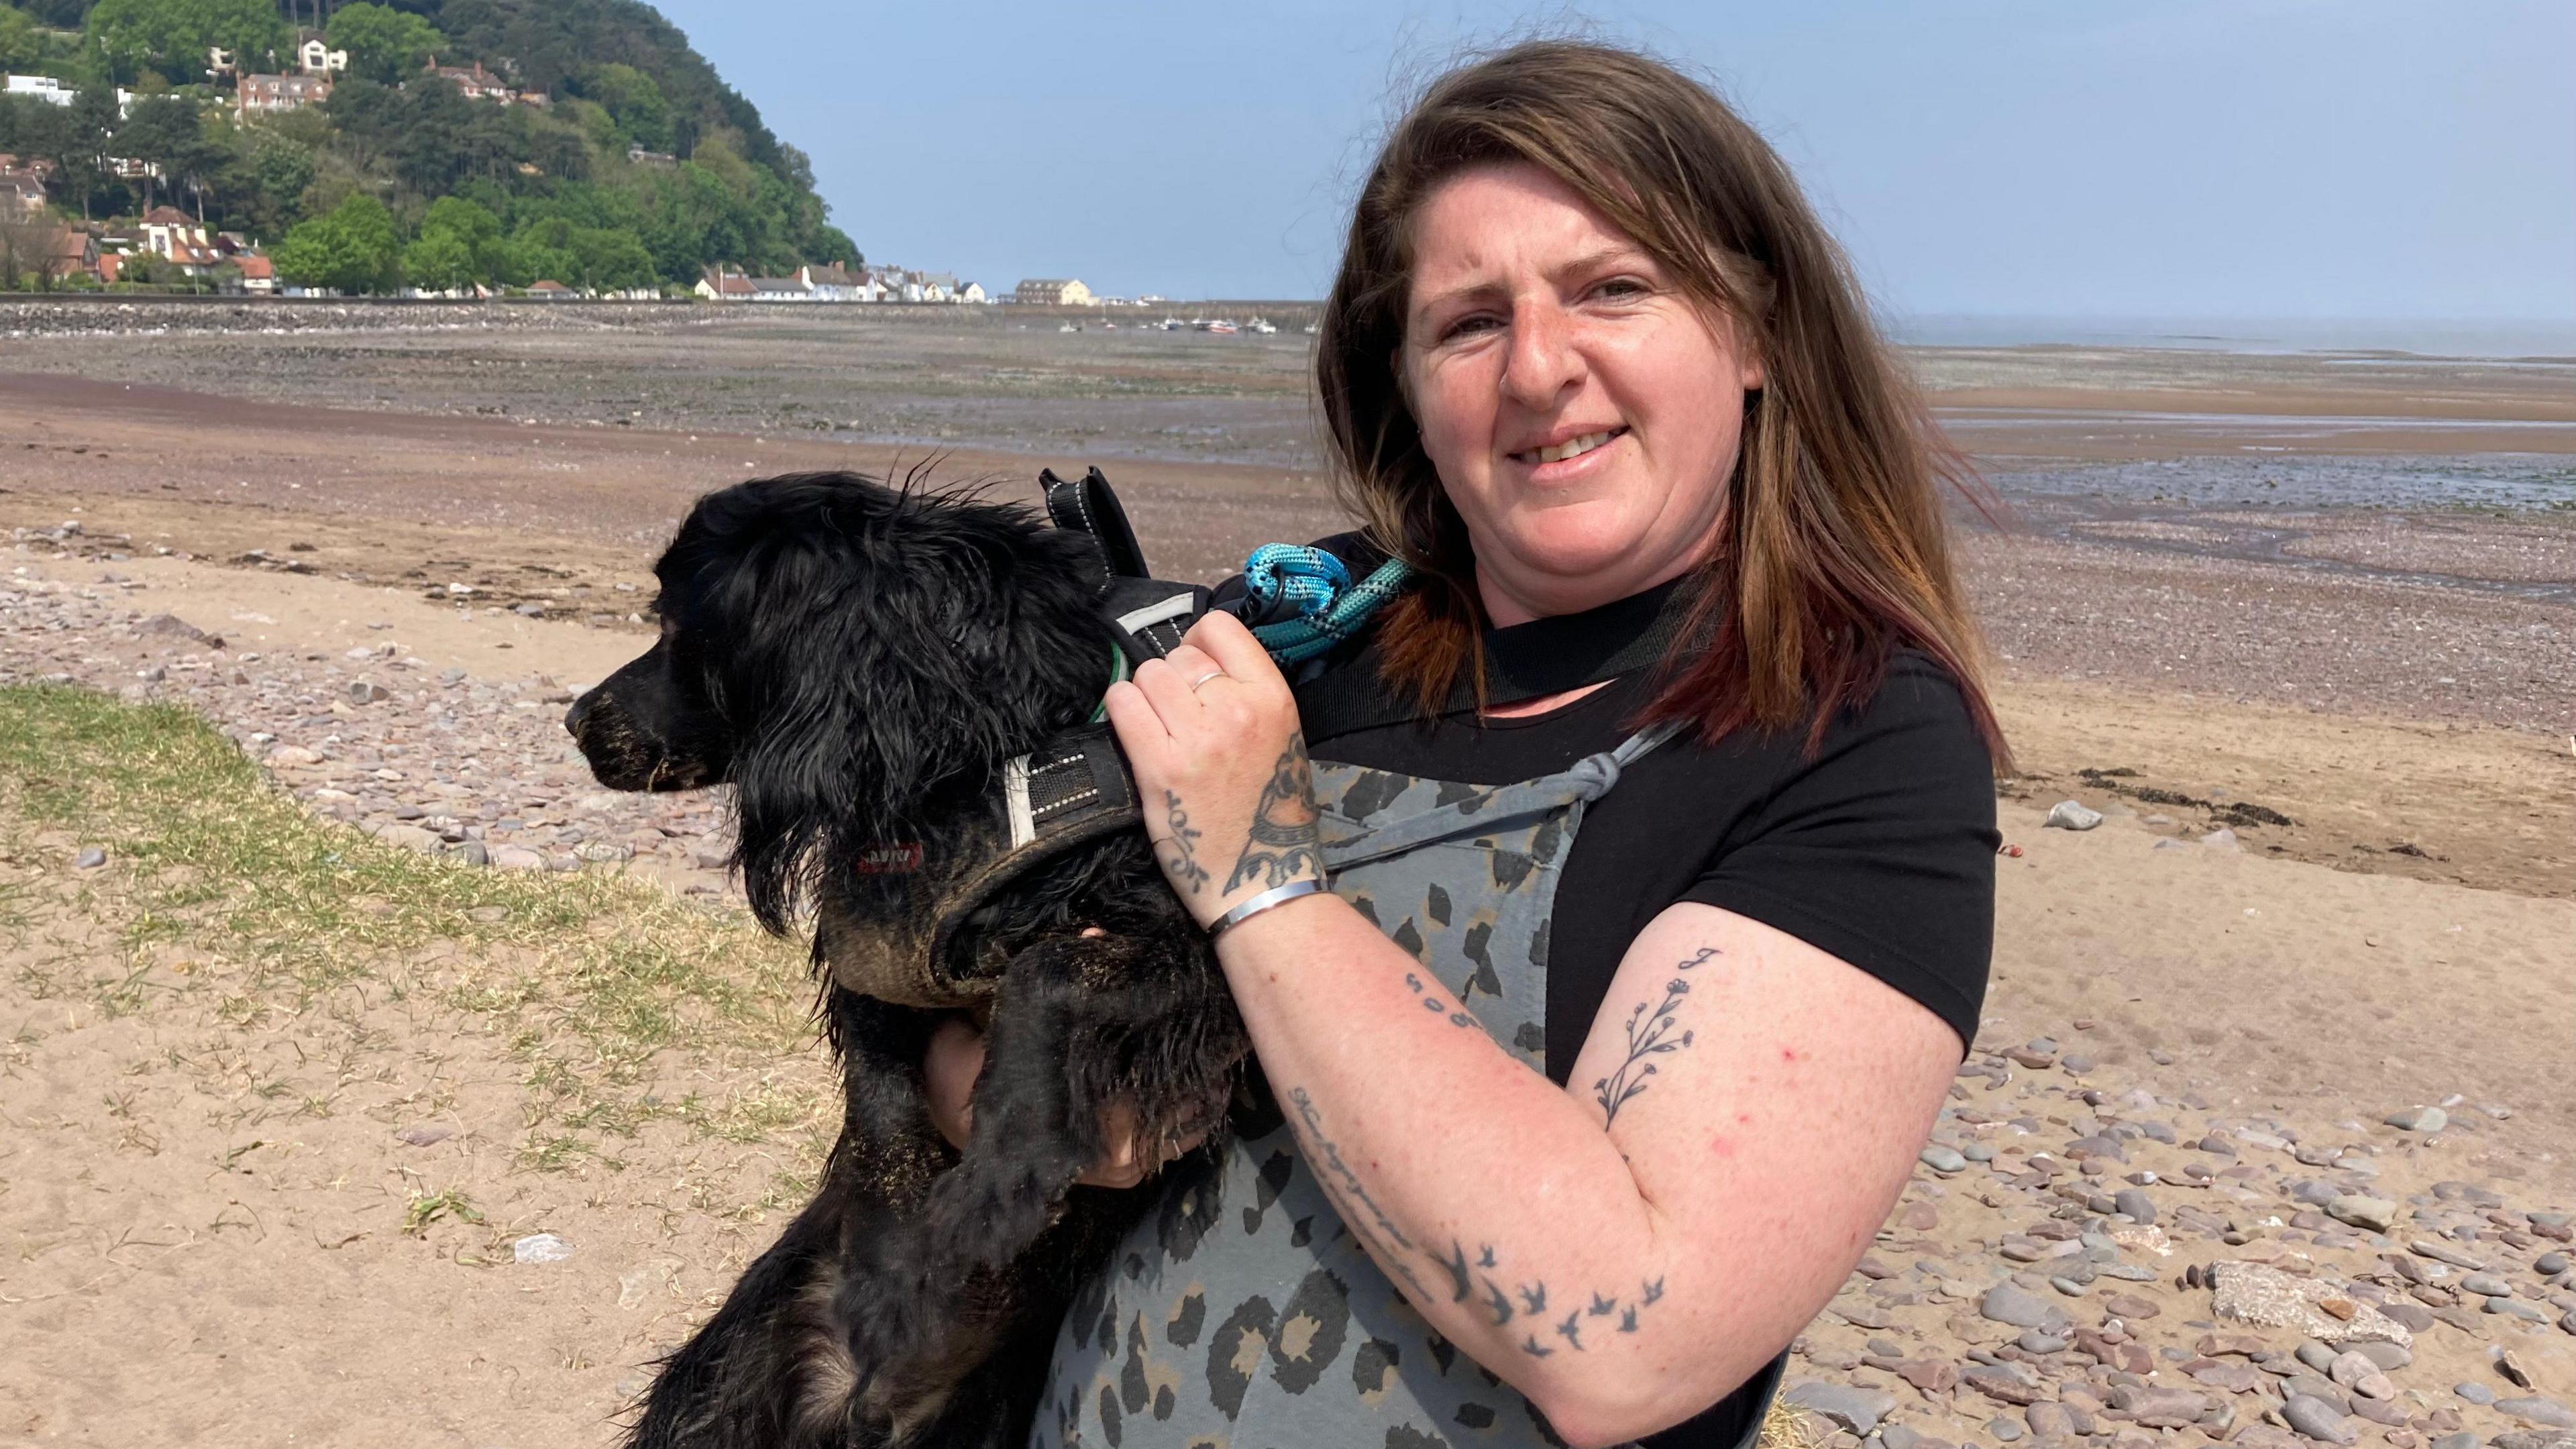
[1030,725,1780,1449]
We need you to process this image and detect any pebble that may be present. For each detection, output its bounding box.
[371,822,441,855]
[74,845,107,869]
[2112,1187,2157,1223]
[2432,1436,2480,1449]
[395,1124,454,1146]
[2200,827,2241,851]
[347,680,388,704]
[2459,1385,2499,1406]
[2045,800,2103,831]
[2023,1404,2074,1440]
[2385,1106,2450,1133]
[2463,1273,2513,1297]
[2493,1436,2576,1449]
[2537,1251,2570,1276]
[2282,1396,2357,1446]
[2498,1399,2576,1431]
[2411,1237,2486,1270]
[2328,1195,2399,1232]
[1980,1284,2065,1330]
[1920,1145,1968,1174]
[512,1232,574,1265]
[1786,1382,1898,1437]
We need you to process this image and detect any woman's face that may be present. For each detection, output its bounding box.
[1399,162,1761,626]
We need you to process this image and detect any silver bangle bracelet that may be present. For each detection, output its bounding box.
[1205,878,1327,938]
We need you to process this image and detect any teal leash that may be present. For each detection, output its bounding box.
[1241,545,1412,665]
[1087,545,1409,716]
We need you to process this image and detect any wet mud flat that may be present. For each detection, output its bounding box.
[5,300,2573,733]
[3,298,1332,469]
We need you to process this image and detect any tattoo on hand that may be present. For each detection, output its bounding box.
[1222,733,1322,894]
[1156,789,1209,894]
[1592,946,1719,1126]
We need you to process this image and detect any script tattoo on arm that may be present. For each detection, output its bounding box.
[1285,1086,1433,1300]
[1222,732,1322,894]
[1591,946,1720,1126]
[1406,972,1477,1030]
[1155,788,1209,895]
[1287,1094,1676,1358]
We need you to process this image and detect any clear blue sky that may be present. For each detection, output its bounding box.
[652,1,2575,320]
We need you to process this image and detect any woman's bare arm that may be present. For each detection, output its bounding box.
[1104,613,1960,1447]
[1212,893,1955,1447]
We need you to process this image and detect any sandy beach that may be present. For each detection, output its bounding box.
[1,300,2570,1448]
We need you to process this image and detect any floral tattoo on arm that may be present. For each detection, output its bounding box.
[1222,731,1322,894]
[1592,946,1719,1126]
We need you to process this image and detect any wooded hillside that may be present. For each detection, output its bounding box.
[0,0,857,292]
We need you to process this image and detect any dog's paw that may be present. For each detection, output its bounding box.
[923,1148,1085,1273]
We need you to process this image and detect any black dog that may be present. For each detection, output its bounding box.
[567,471,1248,1448]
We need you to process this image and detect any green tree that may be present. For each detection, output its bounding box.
[50,83,118,218]
[273,191,400,294]
[112,92,207,211]
[415,193,506,283]
[86,0,285,85]
[585,63,672,153]
[323,3,445,86]
[402,227,474,292]
[0,7,43,70]
[244,129,315,230]
[570,225,654,291]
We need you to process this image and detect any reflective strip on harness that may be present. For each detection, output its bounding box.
[1114,591,1201,657]
[1002,755,1036,849]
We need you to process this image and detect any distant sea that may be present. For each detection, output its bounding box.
[1888,315,2576,359]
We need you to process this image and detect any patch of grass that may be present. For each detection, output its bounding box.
[403,1187,485,1237]
[0,684,832,1197]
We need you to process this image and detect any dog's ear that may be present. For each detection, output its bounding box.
[705,479,1112,935]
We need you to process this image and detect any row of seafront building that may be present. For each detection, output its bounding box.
[692,273,1167,309]
[696,264,986,304]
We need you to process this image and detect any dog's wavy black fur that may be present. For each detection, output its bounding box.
[567,471,1249,1448]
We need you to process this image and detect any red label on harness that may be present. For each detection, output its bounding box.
[855,842,923,874]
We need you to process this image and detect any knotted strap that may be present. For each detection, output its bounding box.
[1238,544,1413,665]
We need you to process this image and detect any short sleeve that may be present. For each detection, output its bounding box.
[1678,657,1998,1049]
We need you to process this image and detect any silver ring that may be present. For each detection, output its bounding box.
[1188,669,1224,691]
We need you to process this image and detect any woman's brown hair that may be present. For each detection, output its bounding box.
[1317,40,2007,764]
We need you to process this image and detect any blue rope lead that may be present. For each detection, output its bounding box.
[1240,543,1412,665]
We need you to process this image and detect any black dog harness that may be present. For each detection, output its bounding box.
[832,470,1251,1006]
[828,468,1682,1007]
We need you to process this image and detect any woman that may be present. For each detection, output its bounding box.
[930,40,2003,1449]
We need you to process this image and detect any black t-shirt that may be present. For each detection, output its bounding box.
[1278,568,1998,1449]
